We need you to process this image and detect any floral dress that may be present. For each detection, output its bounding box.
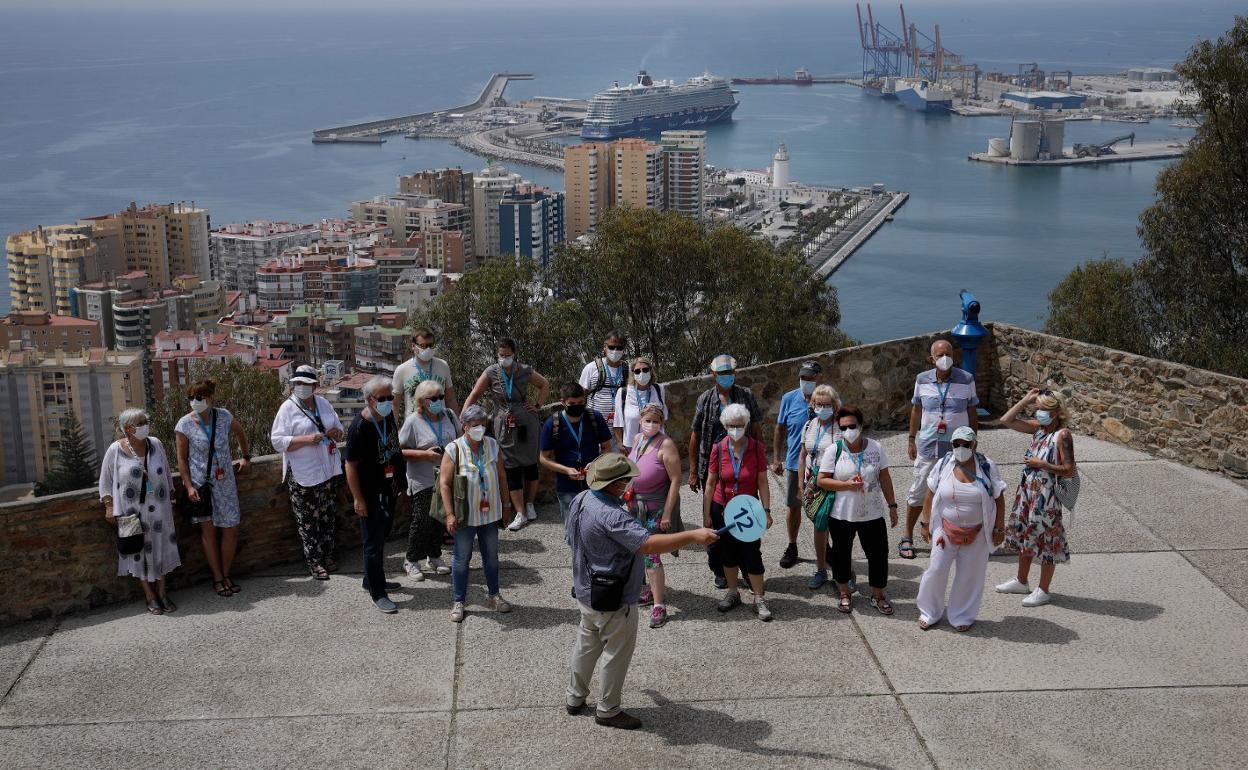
[175,408,241,528]
[1004,428,1070,565]
[99,438,182,581]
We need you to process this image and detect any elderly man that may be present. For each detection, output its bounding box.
[900,339,979,559]
[344,376,403,614]
[566,454,719,730]
[772,359,822,569]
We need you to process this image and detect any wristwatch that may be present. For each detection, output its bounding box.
[887,503,898,508]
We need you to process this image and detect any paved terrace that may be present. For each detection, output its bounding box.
[2,429,1246,769]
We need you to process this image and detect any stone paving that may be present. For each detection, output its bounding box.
[1,430,1246,769]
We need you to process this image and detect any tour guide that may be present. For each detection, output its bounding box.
[565,453,720,730]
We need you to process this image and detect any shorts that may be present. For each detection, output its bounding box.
[709,501,765,576]
[505,463,539,491]
[907,455,941,508]
[785,470,800,509]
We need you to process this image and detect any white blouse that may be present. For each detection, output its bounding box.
[926,453,1008,544]
[613,384,668,449]
[269,395,344,487]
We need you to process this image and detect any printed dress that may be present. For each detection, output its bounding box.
[99,438,182,581]
[175,408,242,528]
[1004,429,1070,565]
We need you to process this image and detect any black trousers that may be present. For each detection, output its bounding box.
[360,490,395,600]
[828,516,889,589]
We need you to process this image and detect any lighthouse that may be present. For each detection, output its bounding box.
[772,141,791,189]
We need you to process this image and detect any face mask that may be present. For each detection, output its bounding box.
[190,398,208,414]
[131,424,150,440]
[639,420,661,437]
[1035,410,1053,426]
[564,403,586,417]
[815,406,835,420]
[799,379,816,396]
[726,427,746,441]
[416,346,436,362]
[606,349,623,364]
[373,401,393,418]
[716,374,735,389]
[842,427,861,443]
[467,425,487,442]
[294,384,314,399]
[427,400,445,415]
[952,446,974,463]
[934,355,954,372]
[498,356,514,368]
[634,371,652,387]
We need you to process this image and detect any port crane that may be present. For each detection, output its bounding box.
[1073,133,1136,157]
[856,3,912,88]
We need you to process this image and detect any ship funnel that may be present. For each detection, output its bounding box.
[638,70,653,86]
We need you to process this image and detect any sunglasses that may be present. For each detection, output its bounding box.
[633,367,651,375]
[426,395,444,402]
[838,424,859,431]
[375,395,394,403]
[952,440,974,448]
[606,344,626,351]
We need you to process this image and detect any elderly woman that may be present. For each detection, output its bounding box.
[344,376,403,614]
[816,406,899,615]
[613,356,668,455]
[100,408,181,615]
[702,403,774,621]
[995,389,1077,607]
[399,379,461,580]
[627,403,682,628]
[462,337,550,532]
[270,364,345,581]
[796,384,841,589]
[440,404,515,622]
[175,379,251,598]
[915,427,1007,631]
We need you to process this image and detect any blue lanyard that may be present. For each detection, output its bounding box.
[812,421,832,455]
[935,380,951,416]
[370,414,390,462]
[605,364,622,387]
[850,445,867,477]
[561,413,584,460]
[500,366,515,401]
[466,440,489,495]
[635,385,650,410]
[728,440,745,493]
[633,434,656,460]
[422,414,444,446]
[413,357,433,381]
[196,410,215,442]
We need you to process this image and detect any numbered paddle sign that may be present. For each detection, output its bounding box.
[718,495,767,542]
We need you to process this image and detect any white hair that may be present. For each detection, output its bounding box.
[720,403,751,427]
[362,375,392,399]
[118,408,148,431]
[414,379,444,402]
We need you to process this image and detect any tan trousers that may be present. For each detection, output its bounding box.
[567,602,639,717]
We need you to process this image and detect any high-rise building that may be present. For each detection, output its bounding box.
[398,167,474,206]
[5,225,109,315]
[393,268,451,311]
[472,164,523,261]
[81,202,210,288]
[350,194,472,255]
[72,271,223,351]
[613,138,665,211]
[0,312,102,353]
[0,345,145,488]
[353,324,409,374]
[564,142,614,240]
[499,185,565,266]
[407,228,466,273]
[209,220,320,295]
[316,218,392,249]
[256,249,379,311]
[373,247,423,305]
[71,272,150,349]
[660,130,707,220]
[270,303,407,370]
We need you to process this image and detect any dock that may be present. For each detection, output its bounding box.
[808,192,909,277]
[968,140,1187,166]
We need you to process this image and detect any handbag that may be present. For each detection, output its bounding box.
[116,514,144,555]
[178,408,217,524]
[1045,430,1082,521]
[802,440,843,532]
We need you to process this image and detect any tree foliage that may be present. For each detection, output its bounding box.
[1044,257,1150,356]
[149,359,285,458]
[34,411,98,496]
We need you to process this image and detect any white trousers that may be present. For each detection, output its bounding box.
[567,602,639,717]
[915,531,991,627]
[907,456,940,507]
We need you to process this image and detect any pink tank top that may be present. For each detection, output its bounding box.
[630,435,669,495]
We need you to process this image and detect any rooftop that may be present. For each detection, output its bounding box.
[0,312,98,329]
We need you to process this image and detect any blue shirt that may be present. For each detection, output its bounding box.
[777,388,813,472]
[540,409,612,494]
[565,489,650,607]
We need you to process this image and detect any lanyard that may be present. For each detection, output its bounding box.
[728,439,745,494]
[849,445,867,478]
[812,420,832,456]
[605,363,622,388]
[634,434,657,460]
[370,413,390,463]
[412,357,433,381]
[423,414,444,446]
[561,413,584,461]
[466,439,489,493]
[292,396,326,433]
[635,385,650,410]
[196,409,216,446]
[935,379,952,417]
[500,366,515,401]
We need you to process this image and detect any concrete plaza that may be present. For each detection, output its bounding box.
[2,430,1246,769]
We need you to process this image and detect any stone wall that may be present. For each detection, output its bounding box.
[988,323,1248,477]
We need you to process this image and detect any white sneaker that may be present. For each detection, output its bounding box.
[450,601,465,623]
[1022,588,1051,607]
[403,560,425,581]
[995,578,1031,595]
[754,595,773,622]
[430,557,451,575]
[525,502,538,521]
[506,512,526,531]
[488,594,513,613]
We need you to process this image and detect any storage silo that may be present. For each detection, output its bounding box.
[987,137,1008,157]
[1010,120,1041,160]
[1041,120,1065,158]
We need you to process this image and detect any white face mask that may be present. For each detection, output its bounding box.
[131,424,150,440]
[726,427,746,441]
[639,420,661,438]
[935,355,954,372]
[467,425,487,442]
[634,371,652,387]
[293,384,314,399]
[416,346,436,362]
[606,349,624,364]
[498,356,514,368]
[842,427,862,443]
[952,446,974,463]
[190,398,209,414]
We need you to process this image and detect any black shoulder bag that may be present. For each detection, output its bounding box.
[179,408,218,524]
[570,494,638,612]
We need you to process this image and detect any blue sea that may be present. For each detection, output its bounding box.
[0,2,1238,341]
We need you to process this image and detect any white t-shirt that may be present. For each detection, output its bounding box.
[578,358,627,419]
[800,417,840,477]
[613,384,668,449]
[393,356,454,417]
[819,438,891,522]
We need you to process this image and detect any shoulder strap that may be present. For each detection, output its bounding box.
[203,408,218,480]
[586,358,607,395]
[654,384,665,405]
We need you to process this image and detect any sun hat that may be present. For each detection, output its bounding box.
[586,453,640,491]
[951,426,977,443]
[290,365,319,384]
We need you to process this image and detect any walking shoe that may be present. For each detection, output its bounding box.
[403,560,425,581]
[373,597,397,614]
[430,557,451,575]
[713,574,727,590]
[525,502,538,521]
[650,605,668,628]
[488,594,513,613]
[716,589,741,613]
[450,601,465,622]
[595,711,642,730]
[506,512,526,531]
[566,702,586,716]
[779,542,799,569]
[996,578,1031,595]
[639,585,654,606]
[1022,588,1052,607]
[808,570,828,590]
[755,595,773,622]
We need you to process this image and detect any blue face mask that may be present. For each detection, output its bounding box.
[799,379,816,396]
[1035,410,1053,426]
[374,401,394,418]
[427,400,445,415]
[815,407,835,420]
[716,374,735,389]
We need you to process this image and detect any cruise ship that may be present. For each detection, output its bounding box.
[895,79,953,113]
[581,71,739,140]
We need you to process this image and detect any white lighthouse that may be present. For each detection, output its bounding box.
[772,141,791,190]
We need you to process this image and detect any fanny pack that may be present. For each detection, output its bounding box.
[571,494,637,612]
[941,519,982,546]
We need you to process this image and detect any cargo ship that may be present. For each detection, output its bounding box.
[731,67,813,86]
[862,76,900,99]
[581,71,739,140]
[895,79,953,112]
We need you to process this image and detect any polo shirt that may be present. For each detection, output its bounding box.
[540,410,612,494]
[776,387,813,472]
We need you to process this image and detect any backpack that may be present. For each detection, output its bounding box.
[586,357,624,397]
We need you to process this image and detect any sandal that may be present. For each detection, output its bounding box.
[870,595,895,616]
[918,618,933,630]
[213,580,232,597]
[323,559,339,573]
[159,596,177,613]
[898,538,916,560]
[223,577,241,594]
[837,594,853,614]
[956,623,974,633]
[311,565,330,581]
[146,599,164,616]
